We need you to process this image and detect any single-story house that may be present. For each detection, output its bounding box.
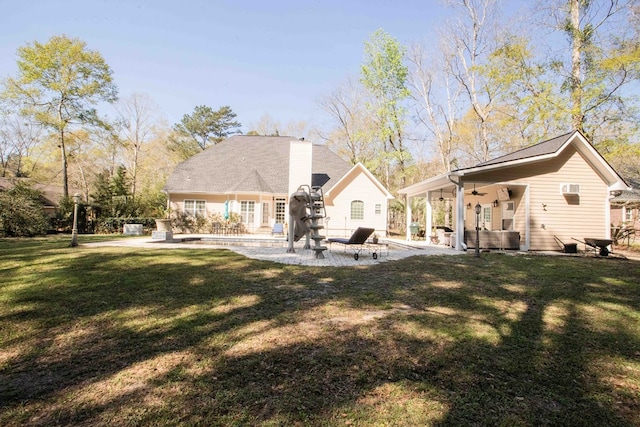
[0,177,66,217]
[398,130,630,251]
[610,188,640,233]
[164,135,394,237]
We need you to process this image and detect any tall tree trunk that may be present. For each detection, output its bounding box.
[58,103,69,198]
[569,0,583,133]
[60,130,68,198]
[131,141,139,204]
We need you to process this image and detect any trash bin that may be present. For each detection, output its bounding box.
[410,222,420,236]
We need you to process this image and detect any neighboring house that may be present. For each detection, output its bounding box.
[164,135,394,237]
[398,130,630,251]
[610,188,640,233]
[0,177,65,217]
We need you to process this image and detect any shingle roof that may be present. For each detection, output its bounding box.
[164,135,352,194]
[0,177,67,207]
[232,169,274,193]
[610,189,640,204]
[472,131,574,168]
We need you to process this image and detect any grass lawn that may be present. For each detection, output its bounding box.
[1,236,639,426]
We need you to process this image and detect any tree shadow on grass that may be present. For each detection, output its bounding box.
[1,247,639,425]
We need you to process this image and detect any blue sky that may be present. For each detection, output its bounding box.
[0,0,526,133]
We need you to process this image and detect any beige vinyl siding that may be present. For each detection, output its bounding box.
[169,194,275,232]
[527,149,608,250]
[325,170,389,238]
[468,146,609,250]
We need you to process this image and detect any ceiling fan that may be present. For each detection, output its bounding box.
[466,183,487,196]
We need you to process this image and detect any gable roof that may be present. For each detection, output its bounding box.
[476,132,573,167]
[399,130,630,196]
[0,177,67,208]
[325,162,395,200]
[460,130,629,189]
[164,135,352,195]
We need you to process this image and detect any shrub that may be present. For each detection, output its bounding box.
[170,212,230,234]
[0,184,49,237]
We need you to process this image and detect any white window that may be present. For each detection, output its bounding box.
[624,207,634,223]
[275,198,286,224]
[240,201,255,224]
[262,202,269,225]
[375,203,382,215]
[501,201,515,230]
[184,199,206,217]
[351,200,364,220]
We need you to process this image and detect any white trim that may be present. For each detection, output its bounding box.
[481,204,493,230]
[605,190,612,238]
[184,199,206,217]
[523,184,530,251]
[324,162,394,199]
[406,201,412,241]
[426,191,433,245]
[455,185,465,251]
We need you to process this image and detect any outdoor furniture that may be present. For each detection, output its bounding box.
[409,222,422,240]
[211,222,222,234]
[464,230,520,250]
[327,227,376,260]
[211,222,243,235]
[272,223,284,236]
[228,223,241,235]
[436,226,453,245]
[554,235,578,253]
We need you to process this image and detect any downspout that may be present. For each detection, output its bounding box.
[406,197,412,241]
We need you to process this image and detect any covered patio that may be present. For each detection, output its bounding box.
[398,131,630,253]
[399,174,526,252]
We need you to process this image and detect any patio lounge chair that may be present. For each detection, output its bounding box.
[327,227,376,260]
[272,223,284,236]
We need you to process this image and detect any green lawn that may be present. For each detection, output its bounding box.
[1,236,639,426]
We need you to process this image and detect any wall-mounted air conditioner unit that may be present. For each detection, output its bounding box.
[561,184,580,195]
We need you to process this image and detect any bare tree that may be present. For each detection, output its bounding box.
[0,116,43,178]
[443,0,505,162]
[116,93,159,203]
[408,43,463,172]
[317,77,376,166]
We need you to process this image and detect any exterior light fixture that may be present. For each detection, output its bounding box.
[71,193,81,247]
[467,203,472,209]
[492,200,498,207]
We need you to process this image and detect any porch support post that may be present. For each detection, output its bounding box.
[523,184,530,251]
[455,184,465,251]
[426,191,433,245]
[406,196,412,241]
